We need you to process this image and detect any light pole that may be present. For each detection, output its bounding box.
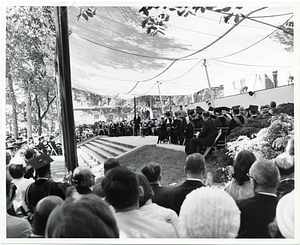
[156,81,164,114]
[203,59,215,107]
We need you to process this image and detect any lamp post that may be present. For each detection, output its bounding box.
[203,59,215,107]
[156,81,164,114]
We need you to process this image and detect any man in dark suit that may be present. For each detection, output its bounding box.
[169,153,206,215]
[188,111,218,154]
[141,162,174,209]
[236,159,280,238]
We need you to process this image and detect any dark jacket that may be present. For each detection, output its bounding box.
[169,179,205,215]
[236,193,278,238]
[150,183,174,209]
[198,118,218,146]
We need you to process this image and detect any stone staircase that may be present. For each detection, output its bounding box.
[76,136,136,175]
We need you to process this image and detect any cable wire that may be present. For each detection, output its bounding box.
[125,6,268,95]
[211,15,293,60]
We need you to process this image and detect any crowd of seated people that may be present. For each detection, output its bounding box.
[5,133,295,239]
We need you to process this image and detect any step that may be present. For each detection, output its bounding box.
[89,141,125,156]
[97,138,135,150]
[93,139,133,153]
[83,143,117,159]
[79,145,107,165]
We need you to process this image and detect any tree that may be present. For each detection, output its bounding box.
[6,6,57,137]
[139,6,244,36]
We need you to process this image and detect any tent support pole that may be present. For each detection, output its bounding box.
[55,7,78,173]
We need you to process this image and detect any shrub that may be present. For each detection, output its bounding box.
[226,113,294,160]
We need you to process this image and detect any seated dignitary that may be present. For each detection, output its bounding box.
[136,172,179,237]
[179,187,240,238]
[188,111,218,155]
[214,106,230,127]
[6,171,32,238]
[141,162,174,208]
[30,196,63,237]
[101,166,177,238]
[45,194,119,238]
[70,166,95,194]
[236,159,280,238]
[169,153,206,215]
[25,154,69,216]
[227,105,245,136]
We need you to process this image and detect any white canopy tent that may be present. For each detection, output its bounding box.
[67,3,295,99]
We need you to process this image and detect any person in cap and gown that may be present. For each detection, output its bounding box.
[214,107,230,127]
[184,109,196,154]
[24,154,70,218]
[247,105,259,119]
[188,111,218,155]
[227,105,245,136]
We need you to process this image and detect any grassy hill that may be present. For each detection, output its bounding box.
[118,145,225,186]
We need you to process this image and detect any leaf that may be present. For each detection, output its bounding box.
[86,10,94,18]
[201,7,205,13]
[154,6,160,9]
[215,9,222,12]
[164,15,170,21]
[234,14,240,23]
[77,13,81,20]
[177,10,185,16]
[169,8,176,11]
[139,7,146,13]
[184,11,189,17]
[158,21,164,26]
[82,13,88,21]
[147,27,151,34]
[144,9,149,16]
[205,7,214,10]
[93,8,97,15]
[142,19,148,28]
[158,30,165,35]
[222,7,231,12]
[235,7,243,10]
[224,13,233,23]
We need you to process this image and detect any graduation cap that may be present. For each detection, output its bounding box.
[248,105,259,113]
[231,105,240,111]
[195,106,204,114]
[214,107,223,114]
[187,109,195,115]
[28,154,54,170]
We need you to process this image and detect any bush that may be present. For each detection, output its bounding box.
[226,113,294,160]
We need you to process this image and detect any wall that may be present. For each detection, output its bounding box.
[187,84,294,110]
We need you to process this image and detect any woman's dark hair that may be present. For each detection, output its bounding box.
[101,166,139,211]
[8,164,24,179]
[136,172,154,207]
[232,150,256,185]
[46,194,119,238]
